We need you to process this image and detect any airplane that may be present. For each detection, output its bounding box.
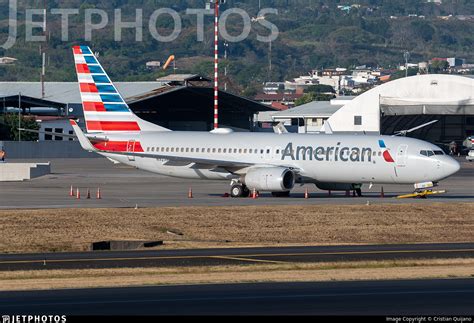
[65,46,461,198]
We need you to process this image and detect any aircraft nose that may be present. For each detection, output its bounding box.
[443,157,461,177]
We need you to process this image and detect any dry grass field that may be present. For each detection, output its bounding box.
[0,203,473,253]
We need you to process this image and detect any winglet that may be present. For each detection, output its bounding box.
[70,120,98,152]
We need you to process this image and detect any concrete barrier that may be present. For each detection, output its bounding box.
[0,162,51,181]
[0,141,100,159]
[91,241,164,251]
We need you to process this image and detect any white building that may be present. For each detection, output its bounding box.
[0,57,17,65]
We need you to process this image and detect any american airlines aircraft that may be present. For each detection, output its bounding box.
[69,46,460,197]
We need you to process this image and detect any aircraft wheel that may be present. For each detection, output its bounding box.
[356,188,362,197]
[231,184,244,198]
[242,186,250,198]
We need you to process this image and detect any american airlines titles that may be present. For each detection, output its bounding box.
[281,142,373,162]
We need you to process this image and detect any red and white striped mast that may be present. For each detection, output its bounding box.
[213,0,219,130]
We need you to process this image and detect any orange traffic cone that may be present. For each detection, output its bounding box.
[70,185,74,197]
[252,188,257,199]
[188,187,193,199]
[86,189,91,199]
[76,189,80,200]
[96,188,102,200]
[304,188,309,199]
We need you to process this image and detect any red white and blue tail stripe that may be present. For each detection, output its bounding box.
[73,45,141,133]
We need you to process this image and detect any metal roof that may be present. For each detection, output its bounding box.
[271,101,344,119]
[155,74,211,83]
[0,82,166,104]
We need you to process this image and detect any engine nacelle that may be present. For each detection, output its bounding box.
[244,167,295,192]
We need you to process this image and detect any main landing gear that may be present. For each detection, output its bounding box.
[230,183,250,198]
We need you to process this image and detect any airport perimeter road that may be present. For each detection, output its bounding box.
[0,158,473,209]
[1,279,473,315]
[1,243,474,271]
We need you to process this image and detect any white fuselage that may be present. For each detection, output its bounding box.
[99,131,460,185]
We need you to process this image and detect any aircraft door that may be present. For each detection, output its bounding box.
[127,140,136,161]
[396,145,408,167]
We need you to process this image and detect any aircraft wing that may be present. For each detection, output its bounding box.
[110,150,256,168]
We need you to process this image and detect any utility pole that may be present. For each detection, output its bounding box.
[268,40,272,81]
[224,42,228,91]
[40,0,47,98]
[404,51,410,78]
[18,93,21,142]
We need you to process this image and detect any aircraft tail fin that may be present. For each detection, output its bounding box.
[72,46,170,133]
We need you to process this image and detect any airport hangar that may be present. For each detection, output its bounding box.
[0,74,272,140]
[256,74,474,147]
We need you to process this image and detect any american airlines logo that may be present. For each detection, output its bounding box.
[281,142,373,162]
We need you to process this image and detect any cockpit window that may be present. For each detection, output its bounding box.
[421,150,438,157]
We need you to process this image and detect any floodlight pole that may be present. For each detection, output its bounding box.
[213,0,219,130]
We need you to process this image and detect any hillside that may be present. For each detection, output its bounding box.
[0,0,473,95]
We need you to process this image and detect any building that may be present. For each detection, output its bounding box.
[255,75,474,146]
[0,57,17,65]
[255,98,352,133]
[0,75,273,140]
[146,61,161,69]
[254,93,303,109]
[326,74,474,145]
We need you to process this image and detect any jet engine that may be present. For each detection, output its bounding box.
[244,167,295,192]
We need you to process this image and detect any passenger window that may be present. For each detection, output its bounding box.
[218,148,221,153]
[261,149,264,154]
[186,148,189,153]
[212,148,216,153]
[243,149,247,154]
[170,148,174,152]
[239,149,242,153]
[166,147,169,152]
[378,152,382,156]
[267,149,270,154]
[207,148,211,153]
[191,148,194,153]
[373,151,376,156]
[276,149,280,154]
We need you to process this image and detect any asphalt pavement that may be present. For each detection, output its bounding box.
[1,279,473,315]
[1,243,474,271]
